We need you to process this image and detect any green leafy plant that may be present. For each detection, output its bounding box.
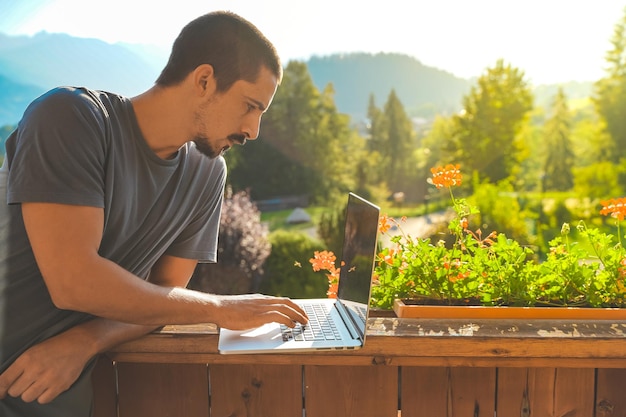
[311,164,626,310]
[259,230,328,298]
[369,165,626,309]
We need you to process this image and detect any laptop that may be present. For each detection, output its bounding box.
[218,192,380,354]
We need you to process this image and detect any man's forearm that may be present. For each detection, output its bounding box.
[63,317,159,358]
[0,316,159,405]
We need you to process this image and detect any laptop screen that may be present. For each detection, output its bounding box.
[336,193,380,331]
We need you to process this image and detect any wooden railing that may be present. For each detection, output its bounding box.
[92,316,626,417]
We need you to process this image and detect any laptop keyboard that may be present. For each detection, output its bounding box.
[280,303,343,342]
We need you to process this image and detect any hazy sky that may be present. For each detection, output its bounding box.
[1,0,624,85]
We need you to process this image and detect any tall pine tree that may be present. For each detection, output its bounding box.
[368,90,416,195]
[594,6,626,163]
[542,87,575,192]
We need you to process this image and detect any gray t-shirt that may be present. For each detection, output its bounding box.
[0,86,226,371]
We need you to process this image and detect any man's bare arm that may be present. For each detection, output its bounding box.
[64,254,203,354]
[0,254,196,404]
[22,202,307,329]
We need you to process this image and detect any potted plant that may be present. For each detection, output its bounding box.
[310,164,626,319]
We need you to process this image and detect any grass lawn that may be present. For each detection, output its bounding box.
[260,202,443,233]
[261,206,331,233]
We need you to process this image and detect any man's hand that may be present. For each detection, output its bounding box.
[214,294,308,330]
[0,333,92,404]
[0,294,307,403]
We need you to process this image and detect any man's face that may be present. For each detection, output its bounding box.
[192,66,278,159]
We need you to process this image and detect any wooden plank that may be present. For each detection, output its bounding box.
[91,356,117,417]
[400,367,496,417]
[596,368,626,416]
[152,318,626,339]
[108,350,626,369]
[106,318,626,368]
[496,368,547,416]
[209,364,302,417]
[116,363,209,417]
[496,367,595,416]
[110,333,626,364]
[304,365,398,417]
[400,367,448,417]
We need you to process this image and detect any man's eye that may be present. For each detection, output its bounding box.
[246,103,255,112]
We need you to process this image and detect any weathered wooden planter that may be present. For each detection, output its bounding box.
[393,298,626,319]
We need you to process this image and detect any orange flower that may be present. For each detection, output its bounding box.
[327,266,340,282]
[600,198,626,221]
[430,164,462,189]
[460,218,469,229]
[378,214,392,234]
[619,258,626,279]
[326,265,340,299]
[327,282,339,298]
[309,250,336,272]
[310,250,341,299]
[443,259,461,270]
[448,270,470,283]
[381,248,398,265]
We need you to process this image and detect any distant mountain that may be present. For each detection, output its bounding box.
[0,32,166,127]
[0,32,161,97]
[0,32,595,130]
[118,41,170,73]
[307,52,471,120]
[0,74,46,127]
[533,81,594,109]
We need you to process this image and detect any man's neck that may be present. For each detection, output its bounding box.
[131,86,190,160]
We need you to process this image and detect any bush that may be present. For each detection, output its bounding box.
[316,206,345,256]
[189,188,270,294]
[469,180,535,247]
[258,230,328,298]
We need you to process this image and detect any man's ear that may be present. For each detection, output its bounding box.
[193,64,216,96]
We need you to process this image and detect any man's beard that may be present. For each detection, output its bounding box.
[193,134,247,159]
[193,136,220,159]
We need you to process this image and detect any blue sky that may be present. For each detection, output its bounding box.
[1,0,624,84]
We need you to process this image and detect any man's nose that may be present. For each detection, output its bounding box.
[243,115,262,140]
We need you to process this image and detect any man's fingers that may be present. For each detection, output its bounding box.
[260,311,302,328]
[0,365,23,398]
[269,302,308,325]
[281,299,308,321]
[257,297,308,323]
[263,304,308,327]
[0,376,10,398]
[6,375,34,400]
[35,387,60,404]
[6,370,70,404]
[15,381,44,403]
[217,294,310,330]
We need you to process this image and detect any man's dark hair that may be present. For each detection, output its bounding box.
[156,11,282,91]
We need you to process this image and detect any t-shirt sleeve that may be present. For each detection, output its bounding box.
[164,155,227,263]
[6,88,107,207]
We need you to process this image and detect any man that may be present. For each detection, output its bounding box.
[0,11,307,416]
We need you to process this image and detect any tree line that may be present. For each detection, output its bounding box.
[1,9,625,209]
[226,7,626,210]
